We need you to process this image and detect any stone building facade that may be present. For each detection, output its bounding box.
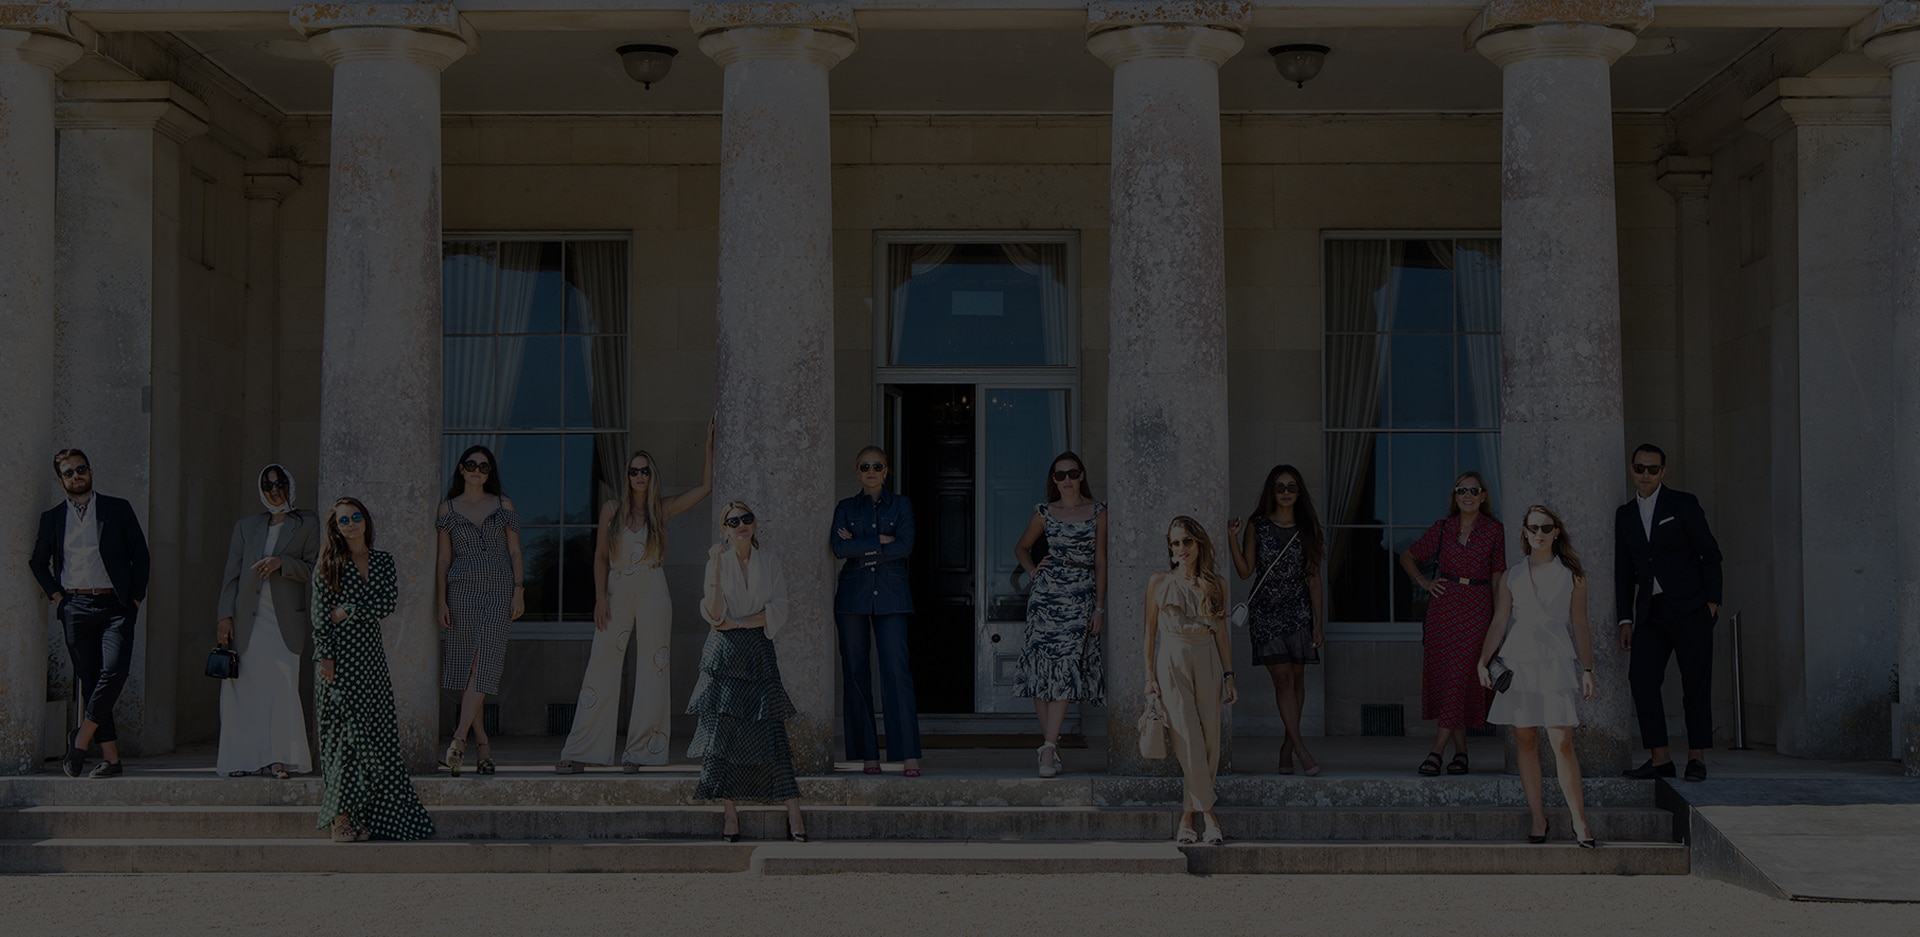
[1,0,1915,776]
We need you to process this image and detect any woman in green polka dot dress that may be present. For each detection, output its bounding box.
[312,498,435,843]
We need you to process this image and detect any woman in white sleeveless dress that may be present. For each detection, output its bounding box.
[1478,504,1598,848]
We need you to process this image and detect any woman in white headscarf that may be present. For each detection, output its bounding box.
[213,464,320,778]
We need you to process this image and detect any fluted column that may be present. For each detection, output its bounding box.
[241,160,301,481]
[1089,1,1246,775]
[693,1,854,774]
[294,4,471,771]
[1865,15,1920,774]
[0,13,82,775]
[1472,1,1646,773]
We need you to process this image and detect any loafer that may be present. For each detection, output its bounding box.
[62,730,86,778]
[1684,759,1707,782]
[89,761,123,779]
[1623,758,1676,779]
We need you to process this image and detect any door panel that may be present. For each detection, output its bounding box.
[975,387,1071,713]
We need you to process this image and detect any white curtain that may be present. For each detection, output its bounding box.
[1324,240,1398,580]
[443,243,498,428]
[1450,239,1503,485]
[568,241,630,508]
[1001,242,1070,365]
[494,242,545,426]
[887,243,959,363]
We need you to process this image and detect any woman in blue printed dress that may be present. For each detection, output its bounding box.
[1012,451,1106,778]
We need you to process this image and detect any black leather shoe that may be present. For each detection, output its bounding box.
[1623,758,1676,779]
[89,761,122,779]
[1684,759,1707,782]
[62,730,85,778]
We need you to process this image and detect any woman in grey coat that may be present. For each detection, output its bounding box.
[214,464,320,777]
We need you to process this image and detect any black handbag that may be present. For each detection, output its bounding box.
[204,642,239,680]
[1486,654,1514,693]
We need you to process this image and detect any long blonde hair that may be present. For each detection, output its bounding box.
[609,450,666,564]
[720,500,760,549]
[1167,516,1228,621]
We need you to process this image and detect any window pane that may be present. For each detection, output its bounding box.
[442,242,497,335]
[497,434,562,525]
[500,337,563,429]
[565,241,629,334]
[444,338,496,430]
[496,241,563,334]
[1458,434,1501,502]
[1327,527,1391,623]
[1389,333,1453,428]
[1457,334,1501,429]
[1324,431,1383,528]
[1454,239,1502,332]
[1388,432,1454,529]
[888,242,1070,367]
[1390,527,1428,624]
[1388,241,1453,332]
[1325,335,1384,429]
[563,434,599,526]
[562,528,597,620]
[517,528,561,622]
[565,336,627,430]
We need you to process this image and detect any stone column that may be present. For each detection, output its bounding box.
[1744,77,1896,760]
[693,2,853,774]
[241,160,302,481]
[1471,1,1646,773]
[1864,19,1920,773]
[55,81,210,756]
[0,14,81,775]
[294,4,470,771]
[1089,1,1245,775]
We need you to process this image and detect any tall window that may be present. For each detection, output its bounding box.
[1323,236,1501,637]
[442,237,629,634]
[882,238,1075,368]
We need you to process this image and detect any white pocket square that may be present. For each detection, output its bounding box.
[1657,516,1676,525]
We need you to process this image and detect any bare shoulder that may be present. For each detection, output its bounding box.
[501,495,516,511]
[598,500,618,521]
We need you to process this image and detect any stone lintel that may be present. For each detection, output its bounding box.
[1466,0,1652,53]
[690,2,856,40]
[1743,76,1893,140]
[290,2,478,53]
[56,81,211,142]
[243,157,304,202]
[1085,0,1252,37]
[1656,155,1712,199]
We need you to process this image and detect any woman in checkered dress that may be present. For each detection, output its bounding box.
[434,445,524,777]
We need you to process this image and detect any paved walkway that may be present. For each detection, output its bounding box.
[1669,777,1920,902]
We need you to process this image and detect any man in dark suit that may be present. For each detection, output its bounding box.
[1615,443,1722,782]
[28,449,150,778]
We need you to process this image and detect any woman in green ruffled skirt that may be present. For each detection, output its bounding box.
[691,500,806,842]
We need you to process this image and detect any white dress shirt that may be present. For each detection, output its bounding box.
[61,494,114,591]
[1637,486,1663,596]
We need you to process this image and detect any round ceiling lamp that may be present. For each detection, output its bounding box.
[1269,44,1330,89]
[616,44,679,91]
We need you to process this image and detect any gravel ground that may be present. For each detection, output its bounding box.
[0,873,1909,935]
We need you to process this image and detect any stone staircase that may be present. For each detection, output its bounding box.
[0,772,1688,875]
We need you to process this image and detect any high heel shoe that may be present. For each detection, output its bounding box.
[1037,741,1060,779]
[445,738,465,778]
[1576,829,1599,849]
[1202,814,1224,845]
[721,830,740,843]
[1528,820,1550,845]
[1277,739,1295,775]
[331,815,357,843]
[475,741,496,775]
[786,823,809,843]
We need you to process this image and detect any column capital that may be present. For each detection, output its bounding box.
[1743,76,1891,141]
[56,81,210,142]
[292,3,476,69]
[1468,0,1653,41]
[1656,155,1712,199]
[692,2,855,67]
[1473,22,1638,68]
[244,157,304,203]
[0,6,84,73]
[1860,2,1920,68]
[1085,1,1248,68]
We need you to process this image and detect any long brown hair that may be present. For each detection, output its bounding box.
[1167,516,1228,621]
[609,450,666,565]
[1520,503,1585,580]
[1250,463,1325,574]
[318,497,375,593]
[1446,471,1496,520]
[1044,450,1095,503]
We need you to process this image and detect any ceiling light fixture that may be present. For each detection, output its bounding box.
[616,44,678,91]
[1269,44,1330,89]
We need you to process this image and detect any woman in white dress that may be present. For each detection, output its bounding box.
[1478,503,1598,848]
[213,464,319,777]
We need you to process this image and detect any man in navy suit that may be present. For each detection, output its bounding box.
[1615,443,1722,782]
[28,449,150,778]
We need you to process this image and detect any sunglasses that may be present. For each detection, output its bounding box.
[260,479,289,492]
[59,465,91,479]
[460,460,492,475]
[1274,482,1300,494]
[858,462,887,473]
[1051,468,1084,482]
[335,512,366,527]
[1167,537,1196,549]
[628,465,652,477]
[1524,523,1558,534]
[1453,486,1484,496]
[723,512,756,528]
[1631,463,1664,475]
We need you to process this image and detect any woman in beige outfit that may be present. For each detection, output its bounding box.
[1144,516,1238,845]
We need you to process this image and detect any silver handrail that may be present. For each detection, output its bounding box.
[1728,610,1751,750]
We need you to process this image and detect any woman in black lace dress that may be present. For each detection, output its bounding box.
[1228,464,1325,775]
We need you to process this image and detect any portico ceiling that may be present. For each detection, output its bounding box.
[169,25,1773,116]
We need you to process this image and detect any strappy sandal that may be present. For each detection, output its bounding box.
[1447,753,1470,775]
[1202,815,1224,845]
[330,815,357,843]
[1037,741,1060,779]
[445,738,466,778]
[475,741,496,775]
[270,764,291,780]
[227,770,251,778]
[554,760,584,774]
[1176,822,1199,844]
[1417,752,1444,776]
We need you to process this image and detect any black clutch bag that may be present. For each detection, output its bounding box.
[1487,654,1514,694]
[204,642,239,680]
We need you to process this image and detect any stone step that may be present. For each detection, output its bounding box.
[1183,841,1691,876]
[0,838,752,874]
[0,804,1678,843]
[750,842,1190,875]
[0,774,1661,809]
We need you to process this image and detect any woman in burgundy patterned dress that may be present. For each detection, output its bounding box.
[1399,472,1504,776]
